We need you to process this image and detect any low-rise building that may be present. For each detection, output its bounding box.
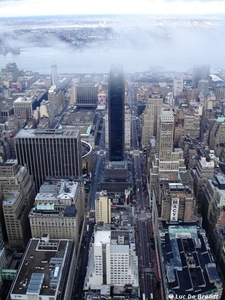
[158,223,223,300]
[8,236,76,300]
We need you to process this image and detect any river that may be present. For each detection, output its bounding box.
[0,37,225,74]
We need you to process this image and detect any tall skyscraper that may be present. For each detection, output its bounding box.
[51,62,58,86]
[192,64,210,88]
[173,76,183,97]
[158,109,174,160]
[108,65,125,163]
[15,129,82,191]
[141,92,163,147]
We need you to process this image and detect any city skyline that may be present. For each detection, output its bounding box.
[1,0,225,18]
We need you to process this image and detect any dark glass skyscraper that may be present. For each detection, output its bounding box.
[108,65,125,162]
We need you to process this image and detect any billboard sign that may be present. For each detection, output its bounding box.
[97,93,106,109]
[170,198,179,222]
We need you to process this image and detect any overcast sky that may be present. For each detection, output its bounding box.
[0,0,225,18]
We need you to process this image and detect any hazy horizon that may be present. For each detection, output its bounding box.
[1,0,225,18]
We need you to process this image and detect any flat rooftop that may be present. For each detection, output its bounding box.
[10,238,73,297]
[15,128,80,138]
[161,224,222,296]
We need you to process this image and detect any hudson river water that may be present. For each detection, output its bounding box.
[0,39,224,74]
[0,46,183,74]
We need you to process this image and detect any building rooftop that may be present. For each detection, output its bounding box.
[10,237,74,298]
[160,224,223,297]
[15,128,80,138]
[94,231,111,247]
[13,96,36,103]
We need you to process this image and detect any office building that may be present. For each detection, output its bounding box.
[209,227,225,297]
[160,180,196,223]
[0,63,19,84]
[48,85,65,115]
[192,65,210,88]
[83,228,139,289]
[51,62,58,87]
[3,191,30,251]
[209,116,225,157]
[149,109,186,214]
[193,157,215,212]
[39,100,57,126]
[158,223,223,300]
[124,106,131,150]
[173,76,183,97]
[107,65,125,163]
[175,109,201,145]
[0,225,6,285]
[13,96,36,119]
[158,109,174,160]
[0,159,35,250]
[9,236,76,300]
[72,83,99,107]
[197,79,209,97]
[95,190,111,224]
[15,129,82,191]
[29,178,85,249]
[202,174,225,235]
[141,93,163,147]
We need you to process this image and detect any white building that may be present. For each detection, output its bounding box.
[173,76,183,97]
[84,229,139,290]
[51,62,58,87]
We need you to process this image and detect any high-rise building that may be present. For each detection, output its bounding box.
[209,116,225,156]
[173,76,183,97]
[15,129,82,191]
[159,109,174,160]
[0,160,36,250]
[160,179,196,222]
[71,83,99,108]
[51,62,58,87]
[95,190,111,224]
[107,65,125,163]
[197,79,209,97]
[192,65,210,88]
[124,106,131,150]
[141,93,163,147]
[193,157,214,212]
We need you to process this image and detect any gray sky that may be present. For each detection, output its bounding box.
[0,0,225,17]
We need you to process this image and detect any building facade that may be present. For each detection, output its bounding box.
[95,190,111,224]
[15,129,82,191]
[29,178,85,249]
[0,159,36,250]
[51,62,58,86]
[108,65,125,163]
[141,93,163,147]
[84,229,139,289]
